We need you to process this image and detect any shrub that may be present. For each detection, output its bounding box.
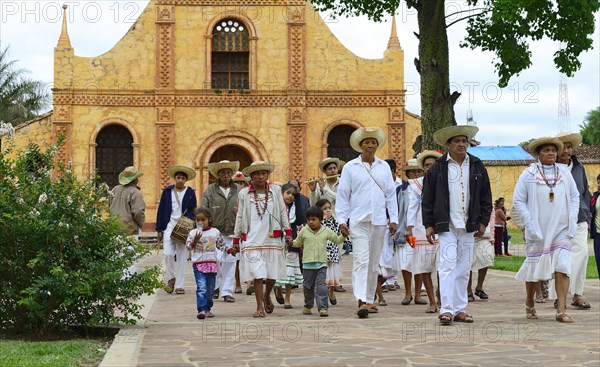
[0,140,163,336]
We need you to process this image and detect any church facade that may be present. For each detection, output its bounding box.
[9,0,421,225]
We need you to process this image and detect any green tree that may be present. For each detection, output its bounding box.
[579,107,600,145]
[0,46,51,126]
[309,0,599,150]
[0,139,163,336]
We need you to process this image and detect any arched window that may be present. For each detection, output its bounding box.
[327,125,359,163]
[95,125,133,189]
[211,19,249,90]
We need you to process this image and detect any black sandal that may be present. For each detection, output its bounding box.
[468,293,475,302]
[475,288,488,300]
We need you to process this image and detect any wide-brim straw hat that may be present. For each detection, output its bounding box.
[401,158,422,172]
[207,160,240,178]
[118,166,143,185]
[167,165,196,181]
[242,161,275,176]
[350,127,387,152]
[556,132,582,148]
[433,125,479,146]
[318,157,342,172]
[231,171,250,182]
[416,150,443,169]
[528,137,564,156]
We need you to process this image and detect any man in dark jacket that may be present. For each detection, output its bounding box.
[156,165,197,294]
[422,125,492,325]
[202,160,241,302]
[552,133,592,309]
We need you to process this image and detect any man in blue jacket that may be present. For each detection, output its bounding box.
[156,165,197,294]
[422,125,492,325]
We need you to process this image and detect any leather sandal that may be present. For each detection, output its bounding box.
[571,296,591,309]
[439,312,453,325]
[263,297,274,314]
[555,312,574,323]
[453,312,474,323]
[526,306,538,319]
[223,295,235,303]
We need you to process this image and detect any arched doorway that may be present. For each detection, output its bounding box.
[95,125,133,189]
[327,124,359,164]
[208,145,252,184]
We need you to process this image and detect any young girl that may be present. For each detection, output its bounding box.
[275,183,304,309]
[186,207,227,319]
[316,199,350,305]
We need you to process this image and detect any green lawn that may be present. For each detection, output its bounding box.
[492,256,599,279]
[0,339,109,367]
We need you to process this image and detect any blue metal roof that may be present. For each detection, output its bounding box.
[468,146,535,161]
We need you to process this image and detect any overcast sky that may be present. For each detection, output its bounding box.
[1,1,598,146]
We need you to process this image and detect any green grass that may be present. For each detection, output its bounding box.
[0,339,109,367]
[492,256,599,279]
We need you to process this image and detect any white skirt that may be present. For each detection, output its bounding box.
[239,246,286,283]
[515,238,572,282]
[326,262,341,285]
[471,238,494,271]
[401,241,437,274]
[276,251,303,286]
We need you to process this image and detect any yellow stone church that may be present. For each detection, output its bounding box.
[7,0,422,226]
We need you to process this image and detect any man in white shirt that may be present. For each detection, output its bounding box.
[336,127,398,318]
[422,125,492,325]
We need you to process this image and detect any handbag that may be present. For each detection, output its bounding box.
[170,189,195,243]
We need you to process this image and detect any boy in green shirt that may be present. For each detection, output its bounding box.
[286,206,349,317]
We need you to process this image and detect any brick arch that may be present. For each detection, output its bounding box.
[321,119,363,159]
[88,118,141,179]
[204,12,259,89]
[194,130,268,192]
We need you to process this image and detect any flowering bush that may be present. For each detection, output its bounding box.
[0,140,163,335]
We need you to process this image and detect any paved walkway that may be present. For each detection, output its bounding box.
[101,247,600,367]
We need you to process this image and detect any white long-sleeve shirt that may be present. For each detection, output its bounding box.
[335,155,398,227]
[447,153,470,229]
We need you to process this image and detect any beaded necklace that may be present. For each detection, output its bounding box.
[253,189,269,220]
[536,164,559,202]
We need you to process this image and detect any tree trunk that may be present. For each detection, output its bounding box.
[416,0,457,151]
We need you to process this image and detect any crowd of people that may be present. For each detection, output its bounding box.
[108,126,599,325]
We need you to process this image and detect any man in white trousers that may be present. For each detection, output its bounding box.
[156,165,197,295]
[336,127,398,319]
[549,132,592,309]
[422,125,492,325]
[202,160,242,303]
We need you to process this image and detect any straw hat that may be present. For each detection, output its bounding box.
[433,125,479,146]
[318,157,342,172]
[349,127,387,152]
[528,137,564,156]
[118,166,143,185]
[556,132,582,148]
[416,150,443,169]
[242,161,275,176]
[231,171,250,182]
[167,165,196,181]
[207,160,240,178]
[401,158,421,172]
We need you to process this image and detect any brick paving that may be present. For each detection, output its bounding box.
[101,244,600,367]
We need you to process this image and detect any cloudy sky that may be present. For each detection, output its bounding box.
[1,1,598,146]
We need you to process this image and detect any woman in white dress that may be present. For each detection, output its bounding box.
[407,151,442,313]
[512,137,579,323]
[233,162,291,318]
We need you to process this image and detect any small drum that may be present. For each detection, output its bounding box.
[170,216,195,243]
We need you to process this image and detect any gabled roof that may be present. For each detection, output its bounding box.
[468,145,535,166]
[14,111,53,131]
[574,145,600,163]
